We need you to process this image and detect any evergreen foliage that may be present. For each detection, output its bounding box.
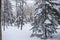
[15,0,26,30]
[2,0,13,30]
[31,0,60,39]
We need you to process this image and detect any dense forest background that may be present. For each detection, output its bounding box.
[1,0,60,40]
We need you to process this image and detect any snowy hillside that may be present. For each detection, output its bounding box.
[2,23,60,40]
[2,23,40,40]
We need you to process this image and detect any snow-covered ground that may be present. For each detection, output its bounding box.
[2,23,60,40]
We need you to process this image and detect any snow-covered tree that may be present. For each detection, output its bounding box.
[15,0,26,30]
[2,0,13,30]
[31,0,60,39]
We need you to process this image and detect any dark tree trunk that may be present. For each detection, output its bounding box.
[3,15,5,31]
[45,28,47,38]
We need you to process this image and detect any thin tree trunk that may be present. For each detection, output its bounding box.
[3,15,5,31]
[21,0,24,30]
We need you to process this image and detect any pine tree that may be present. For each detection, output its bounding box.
[31,0,60,39]
[2,0,12,30]
[15,0,26,30]
[10,14,15,26]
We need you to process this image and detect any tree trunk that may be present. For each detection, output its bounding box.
[45,28,47,38]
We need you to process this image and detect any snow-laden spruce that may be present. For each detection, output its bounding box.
[1,0,14,31]
[31,0,60,39]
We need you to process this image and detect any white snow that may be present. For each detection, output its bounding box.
[2,23,60,40]
[2,23,40,40]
